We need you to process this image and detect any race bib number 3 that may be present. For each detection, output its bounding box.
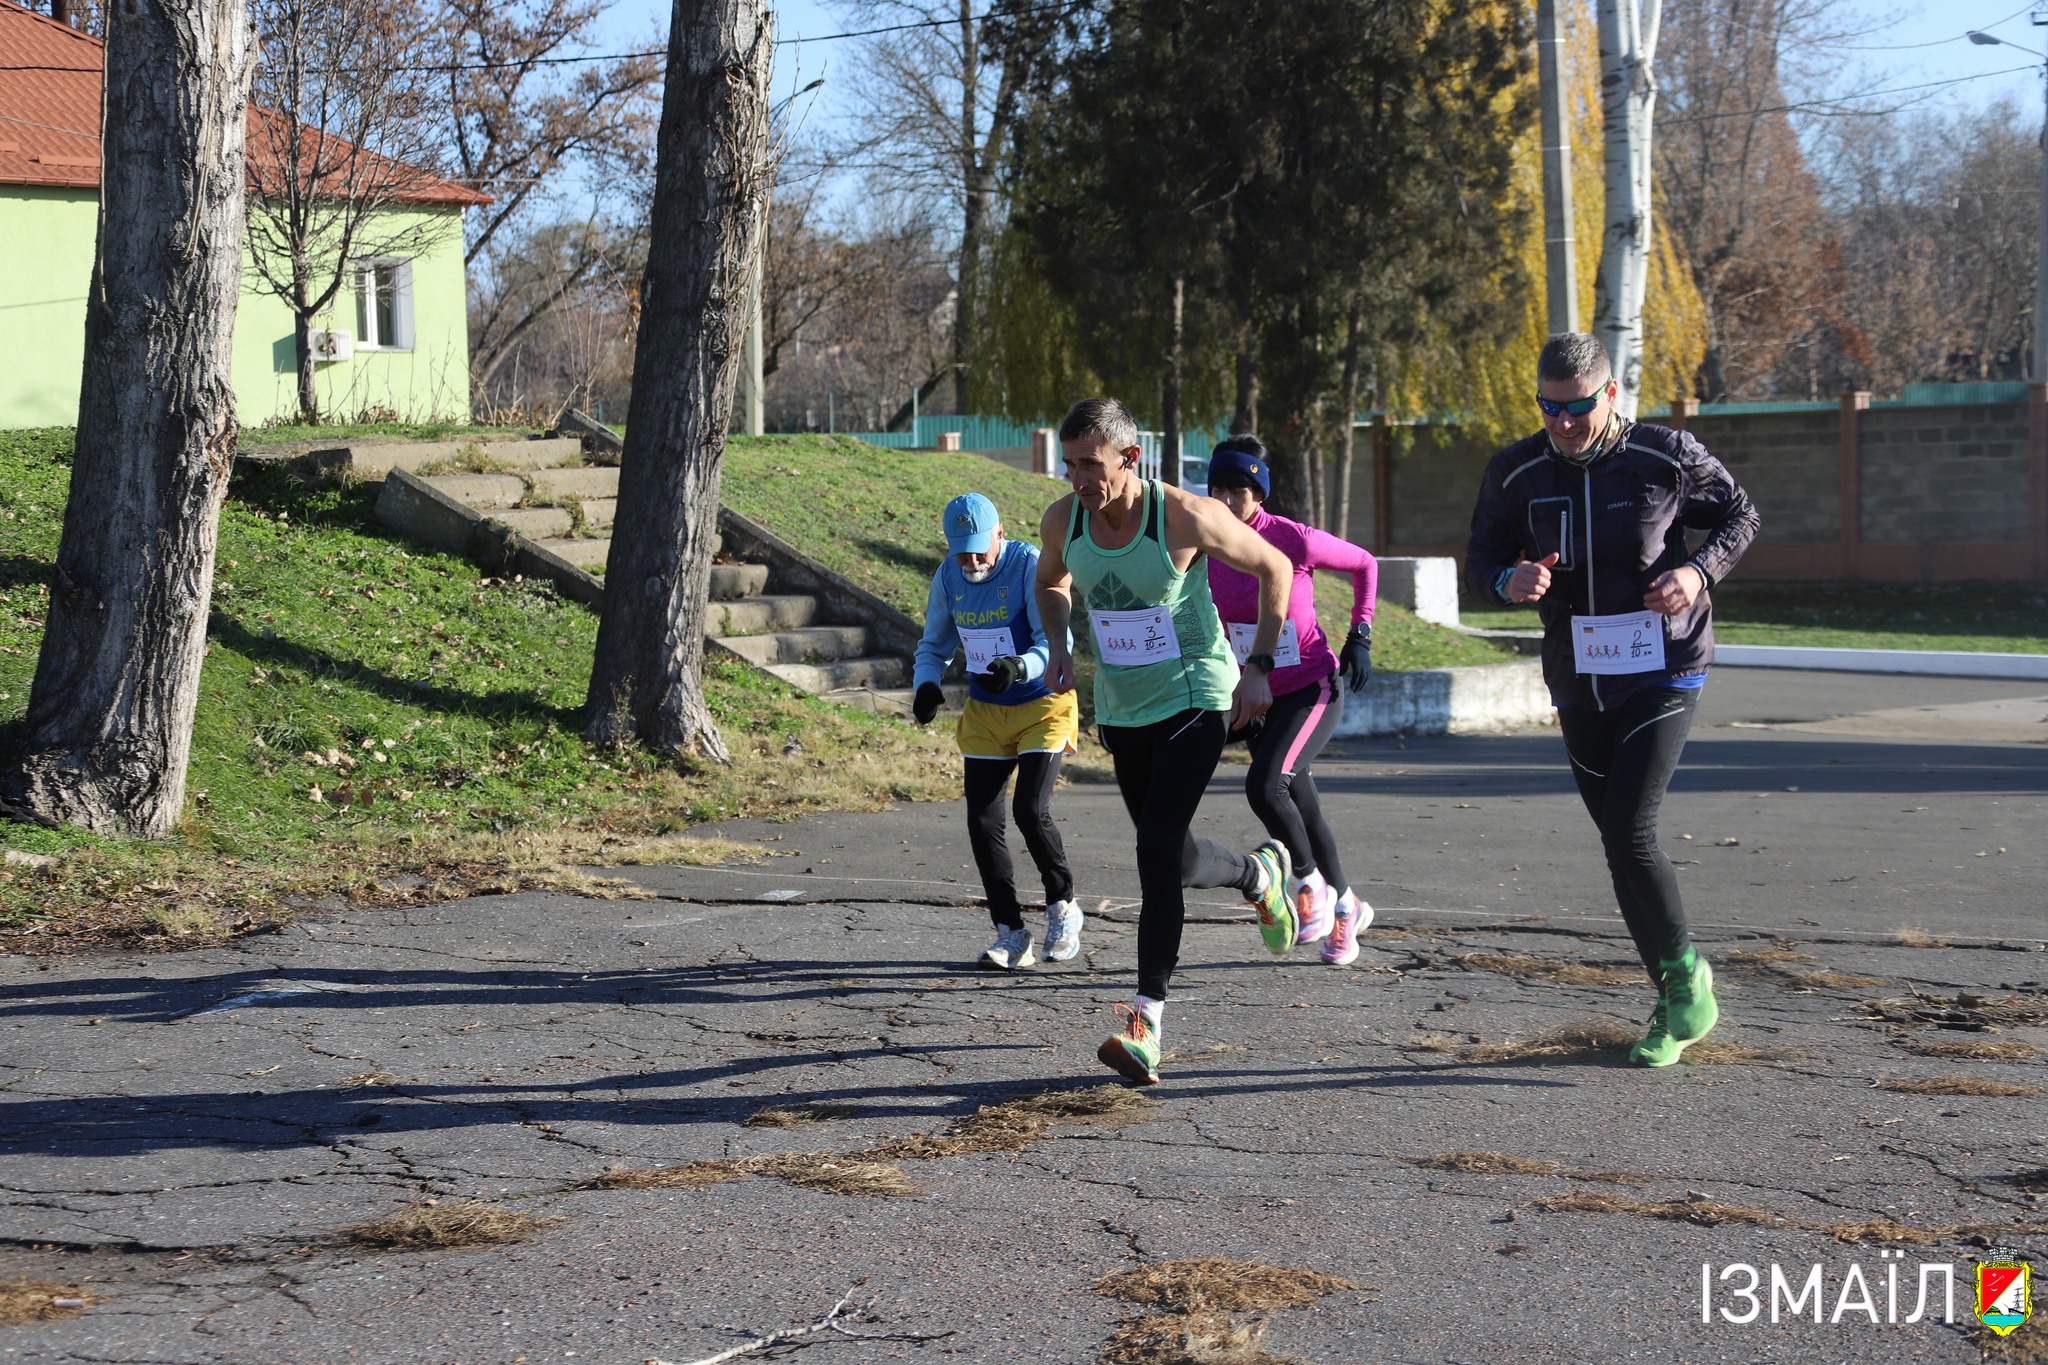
[958,626,1013,675]
[1226,619,1302,668]
[1090,607,1182,666]
[1572,611,1667,675]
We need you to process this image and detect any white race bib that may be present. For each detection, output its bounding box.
[958,626,1014,675]
[1226,619,1302,668]
[1572,611,1667,675]
[1090,607,1182,666]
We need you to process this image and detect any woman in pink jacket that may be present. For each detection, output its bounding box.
[1204,435,1379,965]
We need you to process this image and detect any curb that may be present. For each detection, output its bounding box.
[1715,644,2048,681]
[1331,661,1554,738]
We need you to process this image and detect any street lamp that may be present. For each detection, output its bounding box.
[1965,16,2048,383]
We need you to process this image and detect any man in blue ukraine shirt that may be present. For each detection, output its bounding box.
[913,492,1084,970]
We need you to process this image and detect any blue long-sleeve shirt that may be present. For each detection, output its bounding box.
[912,539,1065,705]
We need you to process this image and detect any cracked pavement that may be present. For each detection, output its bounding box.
[1,669,2044,1363]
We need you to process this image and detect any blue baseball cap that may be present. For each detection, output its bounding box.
[943,492,1000,554]
[1206,446,1270,500]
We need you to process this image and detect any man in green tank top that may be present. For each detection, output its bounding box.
[1034,397,1299,1085]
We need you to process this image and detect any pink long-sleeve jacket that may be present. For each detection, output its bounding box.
[1207,506,1378,699]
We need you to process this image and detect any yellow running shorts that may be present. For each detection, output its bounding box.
[956,692,1080,759]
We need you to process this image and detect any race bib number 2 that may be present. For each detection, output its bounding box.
[1572,611,1667,675]
[1091,607,1182,666]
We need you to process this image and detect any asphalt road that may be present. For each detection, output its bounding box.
[1,669,2043,1364]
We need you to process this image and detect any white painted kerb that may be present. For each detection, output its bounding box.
[1714,645,2048,681]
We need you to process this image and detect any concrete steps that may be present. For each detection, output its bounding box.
[385,452,930,718]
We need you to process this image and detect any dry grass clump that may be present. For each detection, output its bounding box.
[1722,943,1816,966]
[0,1281,89,1326]
[742,1102,858,1129]
[1461,1020,1636,1063]
[1891,926,1949,949]
[1159,1042,1247,1064]
[739,1154,920,1198]
[1681,1038,1807,1065]
[1534,1192,1784,1228]
[587,1160,747,1190]
[1820,1217,1953,1245]
[1905,1039,2045,1061]
[1098,1259,1359,1313]
[869,1084,1158,1161]
[1407,1152,1561,1176]
[1858,994,2048,1030]
[1099,1310,1299,1365]
[1403,1032,1462,1053]
[1790,969,1890,990]
[342,1197,558,1249]
[1876,1077,2041,1097]
[340,1070,396,1088]
[1453,953,1639,986]
[1093,1259,1361,1365]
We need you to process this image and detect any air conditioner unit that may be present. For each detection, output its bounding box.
[309,330,354,363]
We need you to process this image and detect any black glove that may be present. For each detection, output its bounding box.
[1339,625,1373,693]
[976,655,1025,693]
[912,681,945,725]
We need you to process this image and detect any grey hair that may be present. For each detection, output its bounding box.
[1058,397,1140,452]
[1537,333,1612,386]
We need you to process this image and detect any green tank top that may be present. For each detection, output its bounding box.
[1064,479,1239,727]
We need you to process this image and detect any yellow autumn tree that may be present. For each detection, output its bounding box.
[1383,0,1706,446]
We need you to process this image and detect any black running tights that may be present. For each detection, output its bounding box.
[1557,686,1701,981]
[1242,673,1347,890]
[1100,709,1260,1000]
[964,752,1074,930]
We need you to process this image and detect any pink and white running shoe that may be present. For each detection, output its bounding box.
[1321,890,1374,965]
[1292,871,1335,946]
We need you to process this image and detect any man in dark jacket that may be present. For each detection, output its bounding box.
[1466,332,1760,1066]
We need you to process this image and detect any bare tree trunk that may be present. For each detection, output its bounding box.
[1161,273,1183,487]
[1332,292,1362,542]
[293,272,319,422]
[583,0,771,761]
[1594,0,1661,418]
[953,0,981,414]
[0,0,253,837]
[1232,344,1258,435]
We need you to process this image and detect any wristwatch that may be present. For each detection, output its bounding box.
[1244,653,1276,675]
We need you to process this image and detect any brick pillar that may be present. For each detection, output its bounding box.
[1838,391,1869,575]
[1371,415,1392,549]
[2031,383,2048,577]
[1668,397,1697,432]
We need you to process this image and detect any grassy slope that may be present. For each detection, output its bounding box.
[0,429,955,937]
[1462,581,2048,654]
[243,420,533,446]
[720,435,1515,671]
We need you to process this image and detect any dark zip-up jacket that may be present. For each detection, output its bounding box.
[1466,420,1760,712]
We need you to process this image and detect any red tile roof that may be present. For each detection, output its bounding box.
[0,1,489,206]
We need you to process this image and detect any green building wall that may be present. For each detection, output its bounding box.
[0,189,471,429]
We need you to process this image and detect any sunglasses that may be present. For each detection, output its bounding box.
[1535,389,1607,418]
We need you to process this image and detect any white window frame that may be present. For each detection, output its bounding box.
[353,257,416,352]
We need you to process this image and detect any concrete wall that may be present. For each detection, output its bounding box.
[0,193,471,429]
[1326,392,2046,583]
[1858,402,2031,544]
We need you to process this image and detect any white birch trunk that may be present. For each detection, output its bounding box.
[1594,0,1661,419]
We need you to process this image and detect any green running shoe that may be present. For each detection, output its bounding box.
[1662,948,1718,1042]
[1248,839,1296,955]
[1629,950,1719,1068]
[1097,1002,1161,1085]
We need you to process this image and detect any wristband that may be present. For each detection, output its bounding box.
[1494,567,1516,600]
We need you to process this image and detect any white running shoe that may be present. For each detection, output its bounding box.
[1321,890,1374,966]
[979,925,1037,971]
[1043,899,1085,961]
